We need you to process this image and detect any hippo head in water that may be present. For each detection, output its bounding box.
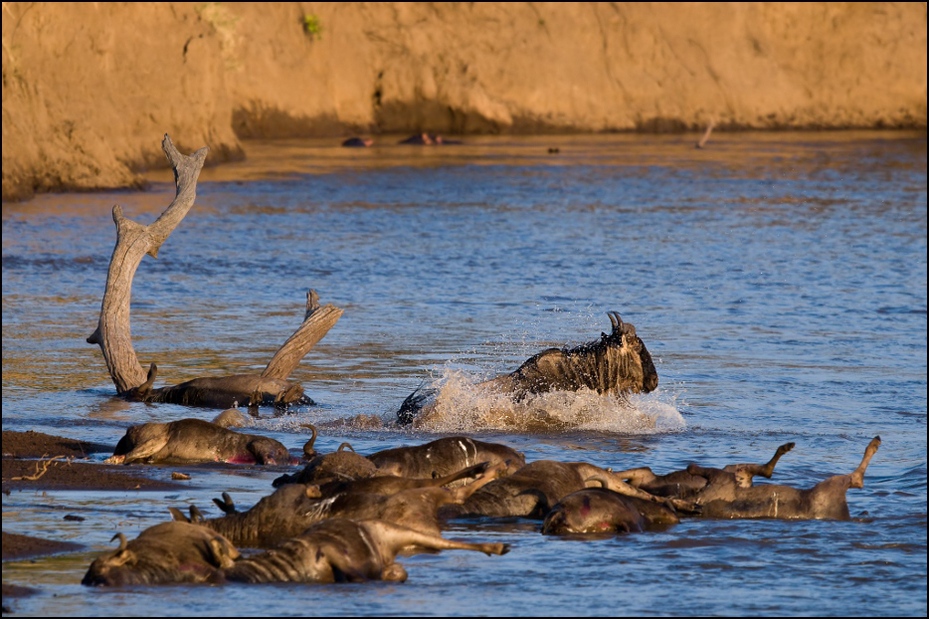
[398,311,658,425]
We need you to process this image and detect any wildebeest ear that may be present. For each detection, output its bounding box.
[305,485,322,499]
[168,507,190,523]
[208,537,240,569]
[106,533,135,566]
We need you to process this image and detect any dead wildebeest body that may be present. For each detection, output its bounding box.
[272,442,380,487]
[398,312,658,424]
[440,459,669,520]
[81,521,239,587]
[366,436,527,480]
[613,442,796,499]
[123,367,313,409]
[104,418,297,465]
[314,462,494,498]
[689,437,881,520]
[172,483,325,547]
[541,488,663,535]
[273,435,525,488]
[223,518,509,584]
[173,462,507,546]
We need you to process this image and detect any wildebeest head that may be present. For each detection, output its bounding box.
[81,522,239,587]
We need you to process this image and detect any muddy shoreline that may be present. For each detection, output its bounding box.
[3,2,925,202]
[2,430,184,566]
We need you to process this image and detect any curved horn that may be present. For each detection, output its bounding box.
[337,442,356,453]
[189,504,204,523]
[110,532,128,551]
[168,507,190,523]
[610,311,624,331]
[302,424,318,458]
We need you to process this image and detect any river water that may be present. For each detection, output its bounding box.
[2,131,926,617]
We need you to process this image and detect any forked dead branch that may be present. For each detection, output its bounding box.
[87,134,343,409]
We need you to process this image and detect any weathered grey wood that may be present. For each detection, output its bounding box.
[87,134,208,393]
[88,135,342,408]
[262,290,344,381]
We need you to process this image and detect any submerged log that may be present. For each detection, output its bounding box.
[88,135,342,408]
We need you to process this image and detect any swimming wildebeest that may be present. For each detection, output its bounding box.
[613,442,796,499]
[104,418,298,465]
[397,312,658,424]
[223,518,509,584]
[81,521,239,587]
[688,437,881,520]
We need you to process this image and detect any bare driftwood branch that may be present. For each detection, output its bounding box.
[88,134,209,392]
[696,121,715,149]
[12,455,69,481]
[262,290,343,380]
[88,135,343,409]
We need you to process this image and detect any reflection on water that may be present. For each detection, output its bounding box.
[2,131,926,617]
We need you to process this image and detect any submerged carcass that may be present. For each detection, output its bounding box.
[398,312,658,424]
[612,442,796,499]
[171,461,508,546]
[440,459,694,520]
[104,418,298,465]
[273,435,525,488]
[688,437,881,520]
[541,487,680,535]
[367,436,526,479]
[81,521,239,587]
[224,518,509,584]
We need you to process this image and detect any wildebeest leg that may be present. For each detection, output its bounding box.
[800,436,881,520]
[723,442,796,488]
[105,433,169,464]
[447,461,508,503]
[609,467,659,488]
[361,520,511,558]
[587,473,699,514]
[849,436,881,489]
[213,492,238,515]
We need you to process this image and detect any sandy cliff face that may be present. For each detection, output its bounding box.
[2,2,926,201]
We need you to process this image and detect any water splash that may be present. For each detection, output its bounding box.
[410,369,686,434]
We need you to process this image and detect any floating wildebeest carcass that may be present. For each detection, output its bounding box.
[397,312,658,425]
[223,518,509,584]
[366,436,526,479]
[612,441,796,499]
[171,461,508,546]
[273,435,525,487]
[540,486,681,536]
[688,436,881,520]
[440,459,695,521]
[81,521,239,587]
[104,418,301,465]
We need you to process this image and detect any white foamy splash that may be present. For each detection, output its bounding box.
[410,369,686,434]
